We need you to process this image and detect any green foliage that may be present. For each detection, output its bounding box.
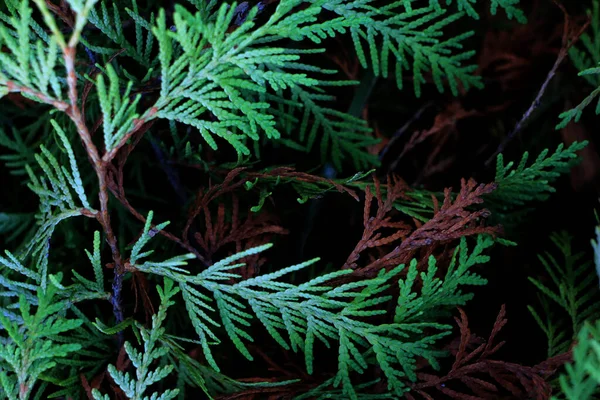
[87,0,156,66]
[0,0,519,171]
[49,231,109,303]
[112,0,490,169]
[0,0,63,100]
[552,319,600,400]
[0,232,112,399]
[150,1,381,169]
[92,279,180,400]
[127,211,195,270]
[404,0,525,22]
[366,141,588,225]
[528,232,600,358]
[0,0,591,398]
[490,0,525,20]
[557,0,600,128]
[395,234,491,323]
[316,1,483,98]
[19,121,92,289]
[134,224,494,398]
[568,0,600,89]
[0,282,83,400]
[95,63,142,153]
[490,141,587,208]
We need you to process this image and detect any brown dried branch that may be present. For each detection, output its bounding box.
[44,0,74,28]
[390,101,478,173]
[343,176,412,269]
[183,168,249,248]
[245,166,361,201]
[408,306,567,400]
[193,195,288,271]
[185,169,288,268]
[401,179,499,251]
[357,178,500,276]
[104,124,209,264]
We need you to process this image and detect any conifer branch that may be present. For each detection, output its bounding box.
[0,0,594,398]
[408,305,565,399]
[62,45,125,326]
[102,107,157,163]
[4,81,68,111]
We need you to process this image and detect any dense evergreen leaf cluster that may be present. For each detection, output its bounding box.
[1,0,600,399]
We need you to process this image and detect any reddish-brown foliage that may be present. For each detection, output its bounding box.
[408,306,570,400]
[181,168,287,274]
[388,101,479,176]
[352,177,501,278]
[343,175,413,270]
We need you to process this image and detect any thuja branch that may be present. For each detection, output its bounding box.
[63,50,162,323]
[63,46,126,325]
[2,4,166,327]
[102,107,158,163]
[5,81,69,111]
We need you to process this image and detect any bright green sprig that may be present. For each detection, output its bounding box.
[0,0,63,100]
[148,0,486,169]
[528,232,600,358]
[568,0,600,88]
[92,279,181,400]
[47,232,109,304]
[490,141,587,208]
[96,64,141,153]
[19,121,93,288]
[401,0,525,22]
[552,320,600,400]
[313,1,482,97]
[395,235,492,324]
[87,0,156,65]
[128,211,195,270]
[0,282,83,400]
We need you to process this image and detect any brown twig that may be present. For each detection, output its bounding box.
[64,45,163,328]
[380,101,433,166]
[484,0,591,167]
[5,81,69,111]
[63,46,126,327]
[105,136,210,265]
